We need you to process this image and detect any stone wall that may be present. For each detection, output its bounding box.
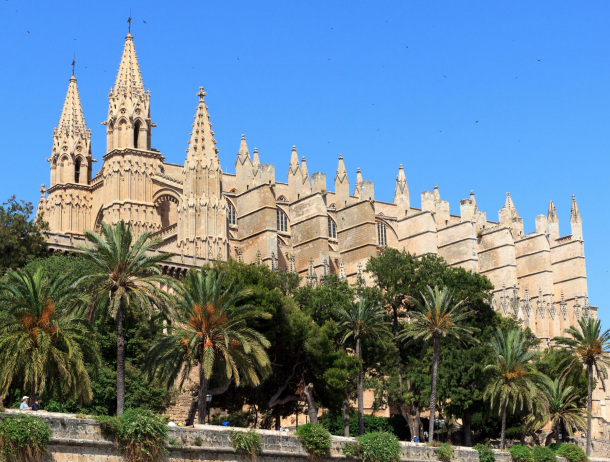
[3,411,608,462]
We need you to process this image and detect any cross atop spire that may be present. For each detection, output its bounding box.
[71,53,75,77]
[127,9,132,34]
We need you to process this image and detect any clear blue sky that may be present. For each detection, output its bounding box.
[0,1,608,326]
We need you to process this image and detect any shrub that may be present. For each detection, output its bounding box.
[230,429,262,459]
[96,415,120,440]
[473,443,495,462]
[555,444,588,462]
[75,413,88,419]
[343,441,361,459]
[358,431,401,462]
[509,444,533,462]
[437,442,453,462]
[532,446,557,462]
[0,414,51,462]
[295,422,332,457]
[96,409,167,461]
[194,435,203,446]
[506,426,525,440]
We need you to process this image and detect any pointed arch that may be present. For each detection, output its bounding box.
[117,118,129,149]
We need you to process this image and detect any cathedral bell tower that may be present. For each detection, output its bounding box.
[40,71,93,234]
[103,33,153,152]
[177,87,228,260]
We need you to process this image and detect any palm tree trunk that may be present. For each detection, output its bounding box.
[501,399,508,449]
[343,397,351,437]
[116,299,125,416]
[586,363,593,457]
[197,349,209,425]
[357,336,364,436]
[428,336,439,443]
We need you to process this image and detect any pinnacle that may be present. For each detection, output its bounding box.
[571,194,582,223]
[548,200,558,223]
[186,86,217,161]
[58,73,87,138]
[112,33,145,96]
[237,133,250,163]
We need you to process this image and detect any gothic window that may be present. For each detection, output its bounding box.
[377,221,387,247]
[133,120,142,148]
[228,202,237,226]
[328,217,337,239]
[277,209,288,232]
[74,158,81,183]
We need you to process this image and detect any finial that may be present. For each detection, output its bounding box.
[71,53,76,77]
[127,9,132,34]
[399,163,403,169]
[572,193,576,201]
[197,87,206,100]
[357,167,361,173]
[471,190,474,195]
[292,145,297,151]
[301,156,306,162]
[40,184,45,194]
[253,147,258,154]
[241,134,245,140]
[338,153,343,159]
[506,192,510,196]
[434,184,438,189]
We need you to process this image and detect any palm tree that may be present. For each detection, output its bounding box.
[77,220,175,415]
[554,317,610,456]
[335,298,390,436]
[529,377,587,444]
[147,267,271,424]
[0,267,99,404]
[399,285,478,443]
[484,328,548,448]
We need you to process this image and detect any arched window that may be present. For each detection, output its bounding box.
[228,202,237,226]
[328,217,337,239]
[133,120,141,148]
[377,221,387,247]
[277,209,288,232]
[74,158,81,183]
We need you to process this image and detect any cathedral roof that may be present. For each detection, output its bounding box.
[57,75,87,138]
[112,33,145,97]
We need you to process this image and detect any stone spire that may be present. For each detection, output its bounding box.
[334,154,349,208]
[58,75,87,139]
[105,33,152,152]
[112,33,144,97]
[499,193,524,237]
[236,134,250,165]
[235,134,253,192]
[570,194,582,239]
[50,73,92,186]
[354,167,363,198]
[548,200,559,241]
[186,87,218,163]
[252,147,260,169]
[289,145,300,175]
[393,164,410,215]
[301,156,311,193]
[433,184,441,203]
[35,184,47,222]
[177,87,227,259]
[287,146,305,200]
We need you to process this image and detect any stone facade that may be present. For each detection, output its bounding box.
[35,32,603,436]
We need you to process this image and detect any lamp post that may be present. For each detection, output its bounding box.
[206,394,212,424]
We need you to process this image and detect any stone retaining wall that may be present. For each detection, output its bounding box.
[0,411,607,462]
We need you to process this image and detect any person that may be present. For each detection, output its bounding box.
[31,398,40,411]
[20,396,30,410]
[184,418,194,428]
[168,417,177,427]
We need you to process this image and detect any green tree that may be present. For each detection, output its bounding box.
[0,196,48,274]
[0,267,99,403]
[147,267,271,424]
[335,298,390,436]
[531,378,587,444]
[77,220,175,415]
[399,285,478,442]
[554,317,610,456]
[484,328,547,448]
